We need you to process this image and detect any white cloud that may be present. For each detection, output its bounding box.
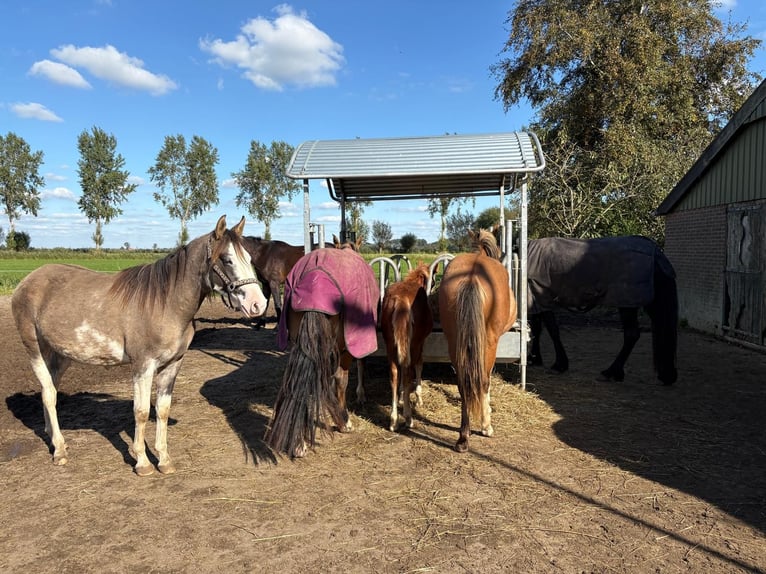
[28,60,92,89]
[42,187,76,200]
[199,4,344,91]
[11,102,63,122]
[50,44,177,95]
[44,172,67,182]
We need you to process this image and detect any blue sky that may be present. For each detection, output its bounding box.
[2,1,765,249]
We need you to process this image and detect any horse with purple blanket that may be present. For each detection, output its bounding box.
[265,244,379,458]
[527,235,678,385]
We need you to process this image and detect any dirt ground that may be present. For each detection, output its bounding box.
[0,294,764,574]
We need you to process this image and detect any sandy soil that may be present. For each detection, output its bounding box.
[0,294,764,573]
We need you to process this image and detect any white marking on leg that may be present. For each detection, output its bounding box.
[31,356,67,464]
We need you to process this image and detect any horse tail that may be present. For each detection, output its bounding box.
[454,279,487,418]
[266,311,343,455]
[392,299,412,368]
[648,254,679,385]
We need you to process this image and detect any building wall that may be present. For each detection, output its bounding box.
[663,205,727,334]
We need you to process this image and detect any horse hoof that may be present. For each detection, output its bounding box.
[158,462,176,475]
[482,426,494,437]
[134,463,155,477]
[454,439,469,453]
[52,454,68,466]
[292,443,308,458]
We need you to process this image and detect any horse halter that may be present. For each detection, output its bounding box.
[207,238,260,306]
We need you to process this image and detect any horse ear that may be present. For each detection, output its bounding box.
[232,216,246,237]
[214,215,227,239]
[333,234,340,247]
[355,236,362,250]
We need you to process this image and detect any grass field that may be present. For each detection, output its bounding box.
[0,249,441,296]
[0,250,166,295]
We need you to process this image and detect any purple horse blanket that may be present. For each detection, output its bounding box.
[277,247,380,358]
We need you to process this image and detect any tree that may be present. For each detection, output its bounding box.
[399,233,417,253]
[77,126,137,250]
[8,230,31,251]
[232,140,299,240]
[345,201,371,244]
[371,220,393,252]
[0,132,44,249]
[491,0,761,241]
[446,209,475,252]
[149,134,219,246]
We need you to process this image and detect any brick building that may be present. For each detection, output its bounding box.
[656,80,766,349]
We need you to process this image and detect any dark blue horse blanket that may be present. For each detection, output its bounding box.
[277,247,380,358]
[527,235,675,313]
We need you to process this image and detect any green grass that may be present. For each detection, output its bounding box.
[0,249,440,296]
[0,250,167,295]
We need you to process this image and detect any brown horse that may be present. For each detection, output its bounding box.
[241,236,304,326]
[11,216,267,475]
[265,243,379,458]
[380,263,433,431]
[438,229,517,452]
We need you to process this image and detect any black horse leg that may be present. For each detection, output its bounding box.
[253,279,272,329]
[529,313,544,366]
[541,310,569,373]
[601,307,640,382]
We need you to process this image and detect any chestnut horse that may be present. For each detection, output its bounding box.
[241,236,304,326]
[380,263,433,431]
[265,242,379,458]
[438,229,517,452]
[11,216,267,475]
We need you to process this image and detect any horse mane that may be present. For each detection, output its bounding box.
[108,230,247,311]
[473,229,501,260]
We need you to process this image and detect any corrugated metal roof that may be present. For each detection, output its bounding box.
[286,131,545,201]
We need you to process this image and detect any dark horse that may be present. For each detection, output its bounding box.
[241,236,304,326]
[527,235,678,385]
[265,243,379,458]
[11,216,268,475]
[438,229,517,452]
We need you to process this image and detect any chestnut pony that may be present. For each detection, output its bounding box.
[438,229,517,452]
[380,263,433,431]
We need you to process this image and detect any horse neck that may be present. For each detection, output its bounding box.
[173,235,214,317]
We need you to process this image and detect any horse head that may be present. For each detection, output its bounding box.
[209,215,268,318]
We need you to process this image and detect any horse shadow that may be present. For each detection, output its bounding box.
[5,391,171,469]
[197,346,283,465]
[526,326,766,535]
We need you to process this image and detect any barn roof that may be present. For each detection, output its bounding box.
[286,131,545,202]
[655,79,766,215]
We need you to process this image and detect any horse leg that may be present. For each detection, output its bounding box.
[271,279,283,320]
[601,308,640,382]
[355,359,366,404]
[402,364,419,430]
[541,310,569,373]
[388,360,400,431]
[334,352,353,432]
[413,360,424,407]
[529,313,544,366]
[131,366,156,476]
[153,358,184,474]
[253,280,272,329]
[34,349,71,465]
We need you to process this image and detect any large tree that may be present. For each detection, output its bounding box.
[491,0,761,241]
[371,219,393,252]
[149,134,219,245]
[0,132,44,248]
[232,140,299,240]
[77,127,136,250]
